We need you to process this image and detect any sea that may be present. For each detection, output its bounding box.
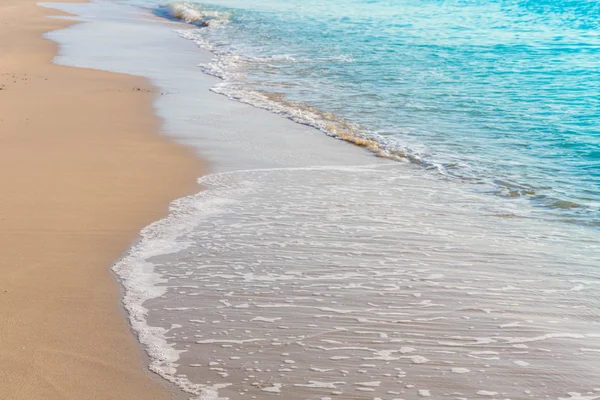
[138,0,599,226]
[43,0,600,399]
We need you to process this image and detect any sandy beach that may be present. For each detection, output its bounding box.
[0,1,201,398]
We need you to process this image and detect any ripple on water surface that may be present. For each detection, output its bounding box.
[147,0,600,225]
[115,165,600,400]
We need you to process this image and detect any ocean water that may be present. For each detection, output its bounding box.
[42,1,600,400]
[118,164,600,400]
[120,0,600,226]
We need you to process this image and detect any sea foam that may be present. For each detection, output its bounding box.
[161,2,229,27]
[114,165,600,400]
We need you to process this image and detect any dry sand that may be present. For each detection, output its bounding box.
[0,1,202,398]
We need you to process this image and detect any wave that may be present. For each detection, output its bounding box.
[175,29,428,165]
[158,2,230,27]
[112,165,391,400]
[114,166,600,400]
[112,184,239,400]
[168,15,597,227]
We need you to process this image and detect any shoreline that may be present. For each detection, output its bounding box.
[0,1,202,398]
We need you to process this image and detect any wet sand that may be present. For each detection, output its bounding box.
[0,1,202,398]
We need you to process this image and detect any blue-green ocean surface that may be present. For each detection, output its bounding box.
[125,0,599,225]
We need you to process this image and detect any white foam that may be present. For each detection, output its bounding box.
[251,316,281,323]
[451,368,470,374]
[164,2,229,27]
[408,355,429,364]
[294,381,345,389]
[356,381,381,387]
[559,393,600,400]
[476,390,498,396]
[261,383,283,393]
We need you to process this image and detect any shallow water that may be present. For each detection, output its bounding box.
[42,1,600,399]
[119,0,600,225]
[124,165,600,399]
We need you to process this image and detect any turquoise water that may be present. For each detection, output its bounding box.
[129,0,599,225]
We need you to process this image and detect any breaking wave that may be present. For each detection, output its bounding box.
[175,30,433,165]
[163,7,598,226]
[158,2,230,27]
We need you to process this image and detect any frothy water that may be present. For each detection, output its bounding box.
[159,2,229,27]
[116,164,600,400]
[129,0,600,225]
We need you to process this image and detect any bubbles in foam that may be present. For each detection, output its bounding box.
[171,28,429,166]
[161,2,230,27]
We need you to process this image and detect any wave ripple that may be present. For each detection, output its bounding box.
[115,165,600,400]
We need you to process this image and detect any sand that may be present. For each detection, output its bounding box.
[0,1,202,398]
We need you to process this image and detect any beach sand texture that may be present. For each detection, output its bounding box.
[0,1,200,398]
